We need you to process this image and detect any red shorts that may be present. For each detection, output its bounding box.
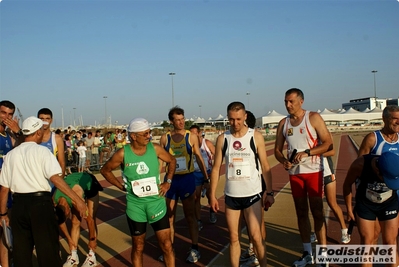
[289,171,323,198]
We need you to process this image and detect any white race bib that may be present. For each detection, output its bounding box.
[227,158,251,180]
[131,177,159,197]
[176,157,188,172]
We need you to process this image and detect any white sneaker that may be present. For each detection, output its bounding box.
[81,253,98,267]
[186,248,201,263]
[63,254,79,267]
[240,255,260,267]
[341,232,351,244]
[310,232,318,243]
[240,247,255,262]
[292,251,314,267]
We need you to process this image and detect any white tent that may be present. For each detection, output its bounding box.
[260,110,286,125]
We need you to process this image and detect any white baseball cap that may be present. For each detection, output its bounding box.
[22,116,48,135]
[128,118,150,133]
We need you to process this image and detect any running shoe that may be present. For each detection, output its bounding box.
[310,232,318,243]
[240,255,260,267]
[63,254,79,267]
[158,254,164,262]
[209,211,217,224]
[186,248,201,263]
[81,253,98,267]
[240,246,255,262]
[316,263,329,267]
[292,251,314,267]
[341,232,351,244]
[198,220,203,231]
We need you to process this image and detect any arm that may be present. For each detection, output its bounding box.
[307,112,333,156]
[343,157,363,222]
[255,131,274,207]
[0,186,10,226]
[190,134,209,180]
[205,139,216,158]
[274,118,291,169]
[100,149,125,191]
[323,132,335,157]
[55,134,66,177]
[51,174,87,218]
[358,132,375,157]
[209,134,225,213]
[154,143,176,196]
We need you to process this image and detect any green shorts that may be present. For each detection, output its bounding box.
[126,197,167,224]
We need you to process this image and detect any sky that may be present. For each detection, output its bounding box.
[1,0,398,128]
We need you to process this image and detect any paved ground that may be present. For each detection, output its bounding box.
[52,132,367,267]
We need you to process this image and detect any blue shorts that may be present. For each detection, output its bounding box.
[165,173,196,201]
[193,170,211,186]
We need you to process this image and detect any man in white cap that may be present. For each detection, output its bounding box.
[0,116,87,267]
[101,117,177,267]
[343,152,399,267]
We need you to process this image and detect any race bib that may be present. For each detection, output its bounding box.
[131,177,159,197]
[365,188,392,203]
[227,158,251,180]
[176,157,187,172]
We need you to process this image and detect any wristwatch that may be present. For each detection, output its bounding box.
[304,149,311,156]
[166,178,172,184]
[266,191,274,196]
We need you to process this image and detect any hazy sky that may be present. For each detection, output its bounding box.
[1,0,398,128]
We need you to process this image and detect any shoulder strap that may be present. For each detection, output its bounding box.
[250,136,259,171]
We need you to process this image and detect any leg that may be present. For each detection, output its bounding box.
[166,198,177,244]
[181,194,199,245]
[380,217,399,267]
[87,194,99,236]
[293,197,311,243]
[324,179,347,230]
[131,233,146,267]
[154,228,175,267]
[225,207,242,267]
[243,200,267,267]
[194,184,202,224]
[356,215,376,267]
[309,196,327,245]
[0,228,9,267]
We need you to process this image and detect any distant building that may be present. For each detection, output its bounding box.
[342,97,386,111]
[387,98,399,106]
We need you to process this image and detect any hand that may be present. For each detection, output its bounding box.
[283,160,293,170]
[159,182,171,197]
[67,237,77,250]
[209,196,219,213]
[347,209,355,222]
[4,116,20,134]
[74,199,88,219]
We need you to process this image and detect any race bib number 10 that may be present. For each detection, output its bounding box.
[132,177,159,197]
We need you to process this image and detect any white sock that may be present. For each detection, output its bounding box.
[71,249,78,258]
[341,228,348,235]
[249,242,253,250]
[303,243,312,255]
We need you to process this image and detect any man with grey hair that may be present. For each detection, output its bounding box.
[0,116,87,267]
[101,117,177,267]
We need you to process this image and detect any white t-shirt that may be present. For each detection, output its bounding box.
[77,146,87,158]
[0,141,62,193]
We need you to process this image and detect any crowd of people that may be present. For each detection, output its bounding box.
[0,93,398,267]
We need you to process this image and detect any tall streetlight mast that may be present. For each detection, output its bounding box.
[103,96,108,127]
[372,70,378,108]
[169,73,176,107]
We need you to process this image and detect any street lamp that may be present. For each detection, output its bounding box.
[246,92,250,108]
[169,72,176,107]
[73,108,76,127]
[103,96,108,127]
[199,105,202,118]
[371,70,378,109]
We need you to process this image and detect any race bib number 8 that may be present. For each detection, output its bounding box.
[227,159,251,180]
[132,177,159,197]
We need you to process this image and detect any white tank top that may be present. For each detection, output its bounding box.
[283,111,323,175]
[224,128,262,197]
[194,138,212,172]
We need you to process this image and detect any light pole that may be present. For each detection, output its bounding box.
[199,105,202,118]
[169,72,175,107]
[246,92,250,108]
[103,96,108,127]
[73,108,76,127]
[371,70,378,109]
